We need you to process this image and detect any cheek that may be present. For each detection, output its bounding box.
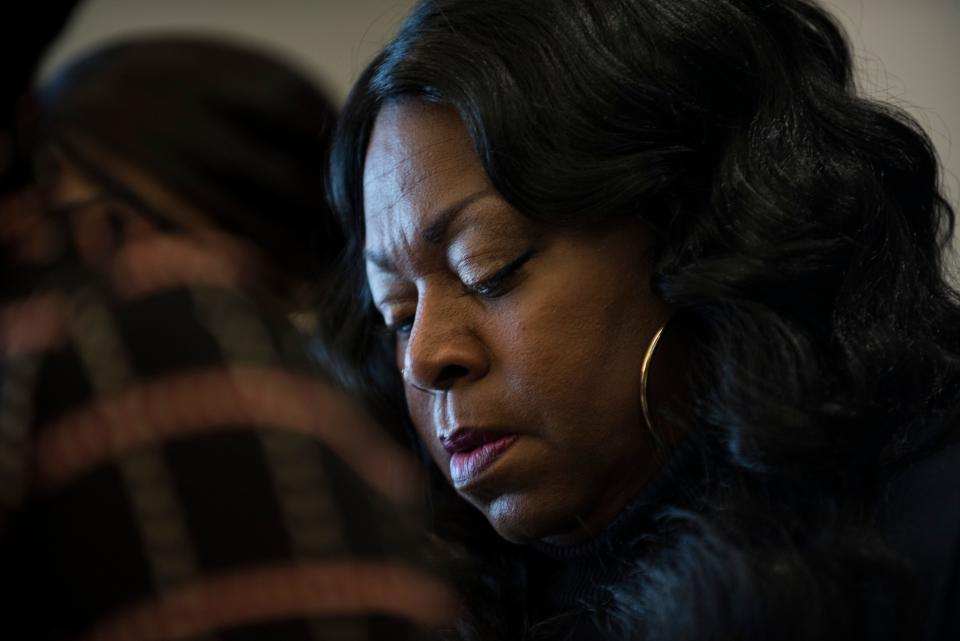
[404,383,452,472]
[403,382,429,438]
[510,290,649,402]
[393,340,433,454]
[499,277,651,428]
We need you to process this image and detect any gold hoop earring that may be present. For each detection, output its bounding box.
[640,323,666,437]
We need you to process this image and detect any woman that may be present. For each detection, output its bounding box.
[1,37,454,640]
[330,0,960,639]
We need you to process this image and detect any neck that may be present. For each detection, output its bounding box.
[539,451,662,547]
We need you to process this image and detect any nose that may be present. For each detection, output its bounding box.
[402,290,489,393]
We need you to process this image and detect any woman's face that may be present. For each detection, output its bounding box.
[363,101,669,544]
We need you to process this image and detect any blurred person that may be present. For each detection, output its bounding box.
[1,34,456,640]
[1,0,80,294]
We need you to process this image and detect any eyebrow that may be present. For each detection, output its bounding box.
[364,187,497,273]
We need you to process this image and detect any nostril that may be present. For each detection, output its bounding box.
[435,363,470,388]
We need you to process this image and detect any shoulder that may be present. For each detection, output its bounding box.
[880,437,960,641]
[2,232,453,639]
[881,436,960,556]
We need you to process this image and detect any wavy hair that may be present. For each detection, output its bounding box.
[329,1,960,638]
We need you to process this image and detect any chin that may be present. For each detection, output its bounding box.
[480,491,573,545]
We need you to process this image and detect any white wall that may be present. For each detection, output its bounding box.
[822,0,960,279]
[41,0,419,103]
[41,0,960,278]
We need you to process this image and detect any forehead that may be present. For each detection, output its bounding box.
[362,101,493,254]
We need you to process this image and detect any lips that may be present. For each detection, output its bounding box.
[441,429,518,487]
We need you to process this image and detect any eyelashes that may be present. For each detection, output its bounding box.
[382,248,536,337]
[390,315,415,337]
[461,249,535,299]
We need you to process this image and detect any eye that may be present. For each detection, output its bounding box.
[370,284,416,339]
[462,249,535,299]
[390,315,415,338]
[377,305,415,339]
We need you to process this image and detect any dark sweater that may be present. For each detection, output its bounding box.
[523,446,699,641]
[520,438,960,641]
[525,500,656,641]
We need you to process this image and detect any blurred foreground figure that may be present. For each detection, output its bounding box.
[1,35,455,640]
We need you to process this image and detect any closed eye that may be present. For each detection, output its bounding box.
[389,315,415,337]
[462,249,535,299]
[371,293,416,339]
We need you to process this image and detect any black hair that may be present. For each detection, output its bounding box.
[37,35,342,283]
[0,0,79,195]
[330,1,960,638]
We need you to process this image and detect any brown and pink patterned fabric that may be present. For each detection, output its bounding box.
[0,190,456,641]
